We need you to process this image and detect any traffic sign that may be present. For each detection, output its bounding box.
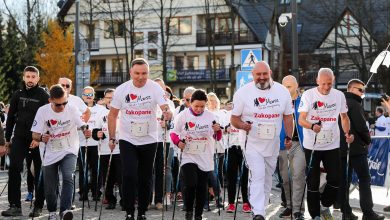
[241,49,262,71]
[236,71,253,90]
[77,50,90,65]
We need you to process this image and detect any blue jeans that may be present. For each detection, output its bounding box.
[43,154,77,213]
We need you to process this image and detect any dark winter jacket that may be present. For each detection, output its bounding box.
[5,84,49,142]
[339,92,371,157]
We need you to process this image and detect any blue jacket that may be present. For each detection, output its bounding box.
[280,96,304,150]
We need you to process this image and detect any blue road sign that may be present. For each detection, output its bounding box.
[236,71,253,90]
[241,49,262,71]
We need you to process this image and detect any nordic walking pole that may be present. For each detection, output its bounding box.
[98,149,114,220]
[234,121,251,220]
[95,138,102,211]
[299,120,321,212]
[82,125,90,220]
[172,141,184,220]
[212,120,222,216]
[161,116,168,220]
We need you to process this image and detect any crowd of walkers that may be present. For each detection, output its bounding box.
[0,59,389,220]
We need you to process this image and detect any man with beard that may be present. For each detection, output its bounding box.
[231,61,294,220]
[0,66,49,217]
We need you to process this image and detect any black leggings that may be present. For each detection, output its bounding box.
[119,140,157,216]
[227,146,249,204]
[182,163,208,217]
[100,154,122,204]
[305,148,340,218]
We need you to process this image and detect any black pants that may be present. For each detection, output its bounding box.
[100,154,122,204]
[26,152,34,193]
[77,145,99,198]
[152,142,171,204]
[172,156,180,193]
[182,163,208,217]
[339,154,374,216]
[227,146,249,204]
[120,140,157,216]
[305,148,340,218]
[8,137,44,208]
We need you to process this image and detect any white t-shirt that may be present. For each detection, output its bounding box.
[375,115,388,136]
[79,104,107,146]
[172,108,217,172]
[94,108,120,155]
[298,87,348,150]
[225,110,240,147]
[232,81,293,157]
[209,109,228,153]
[68,94,88,114]
[156,99,175,143]
[110,79,168,145]
[31,104,84,166]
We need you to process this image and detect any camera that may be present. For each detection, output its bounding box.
[278,13,292,27]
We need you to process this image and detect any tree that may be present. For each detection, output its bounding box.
[0,13,13,102]
[35,20,75,87]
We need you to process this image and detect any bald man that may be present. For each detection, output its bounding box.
[231,61,294,220]
[298,68,354,220]
[278,75,306,219]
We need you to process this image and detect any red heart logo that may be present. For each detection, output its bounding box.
[50,119,58,125]
[130,94,137,100]
[258,97,266,103]
[318,101,324,107]
[188,122,195,128]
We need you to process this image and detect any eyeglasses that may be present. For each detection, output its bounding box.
[353,87,365,93]
[83,93,94,97]
[53,101,68,107]
[61,84,70,89]
[185,98,191,102]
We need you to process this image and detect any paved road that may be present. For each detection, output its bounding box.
[0,171,389,219]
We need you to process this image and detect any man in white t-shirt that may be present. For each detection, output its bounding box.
[231,61,294,220]
[108,58,172,220]
[298,68,354,220]
[58,77,90,121]
[31,84,91,220]
[373,107,388,136]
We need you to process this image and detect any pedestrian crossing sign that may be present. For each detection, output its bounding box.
[241,49,262,71]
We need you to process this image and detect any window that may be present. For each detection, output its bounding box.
[135,32,144,44]
[168,17,192,35]
[134,50,143,59]
[297,23,303,34]
[280,0,301,4]
[112,59,123,77]
[90,60,106,76]
[207,55,226,69]
[148,49,158,60]
[187,56,199,70]
[218,17,232,33]
[338,12,359,37]
[104,21,125,38]
[239,17,248,37]
[175,56,184,70]
[148,31,158,44]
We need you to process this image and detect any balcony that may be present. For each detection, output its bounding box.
[167,68,230,82]
[196,30,260,47]
[92,72,129,85]
[80,38,100,51]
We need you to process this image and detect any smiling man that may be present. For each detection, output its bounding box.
[230,61,294,220]
[0,66,49,218]
[108,58,172,220]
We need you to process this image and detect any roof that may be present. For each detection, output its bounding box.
[57,0,75,19]
[233,0,390,53]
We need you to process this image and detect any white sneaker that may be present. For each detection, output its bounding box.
[48,212,57,220]
[321,207,334,220]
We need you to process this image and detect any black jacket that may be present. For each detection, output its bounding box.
[5,84,49,142]
[339,92,371,157]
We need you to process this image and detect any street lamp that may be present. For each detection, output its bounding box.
[278,0,299,80]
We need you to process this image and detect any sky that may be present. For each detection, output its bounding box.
[0,0,59,20]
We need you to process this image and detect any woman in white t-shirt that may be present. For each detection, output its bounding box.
[170,89,222,220]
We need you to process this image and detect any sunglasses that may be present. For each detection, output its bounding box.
[185,98,191,102]
[83,93,94,97]
[53,101,68,107]
[61,84,70,89]
[353,87,365,93]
